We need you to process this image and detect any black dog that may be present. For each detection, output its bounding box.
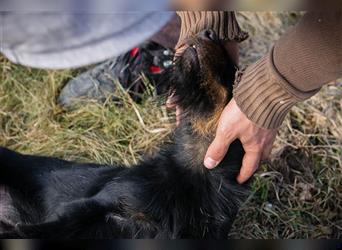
[0,29,249,239]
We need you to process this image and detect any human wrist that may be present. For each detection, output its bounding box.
[233,47,320,129]
[175,11,248,51]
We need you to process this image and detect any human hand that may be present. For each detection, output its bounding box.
[166,92,182,126]
[204,98,278,183]
[165,42,188,125]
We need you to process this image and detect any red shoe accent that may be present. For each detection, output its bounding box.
[130,48,139,58]
[149,65,162,74]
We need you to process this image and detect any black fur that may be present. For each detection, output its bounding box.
[0,29,249,239]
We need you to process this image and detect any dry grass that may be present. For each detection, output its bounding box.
[230,12,342,239]
[0,12,341,238]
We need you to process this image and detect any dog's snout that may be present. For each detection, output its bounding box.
[199,29,218,42]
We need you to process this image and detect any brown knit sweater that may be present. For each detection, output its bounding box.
[177,12,342,129]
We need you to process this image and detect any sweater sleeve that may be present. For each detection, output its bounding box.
[176,11,248,49]
[233,12,342,129]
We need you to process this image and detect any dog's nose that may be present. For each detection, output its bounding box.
[199,29,218,42]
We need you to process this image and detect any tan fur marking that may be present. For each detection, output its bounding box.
[188,37,232,136]
[192,79,229,136]
[131,212,147,221]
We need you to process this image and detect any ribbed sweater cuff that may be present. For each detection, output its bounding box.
[233,47,321,129]
[176,11,248,49]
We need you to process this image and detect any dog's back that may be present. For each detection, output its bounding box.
[0,29,249,239]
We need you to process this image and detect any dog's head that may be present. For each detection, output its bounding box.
[164,29,237,135]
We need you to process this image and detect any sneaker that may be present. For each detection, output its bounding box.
[58,41,174,108]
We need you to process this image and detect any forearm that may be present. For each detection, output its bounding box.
[274,12,342,91]
[234,12,342,129]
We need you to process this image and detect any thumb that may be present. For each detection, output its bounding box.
[204,132,235,169]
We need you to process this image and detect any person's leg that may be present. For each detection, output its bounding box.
[1,12,173,69]
[150,14,181,49]
[58,14,180,108]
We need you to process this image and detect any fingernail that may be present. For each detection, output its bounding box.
[236,175,244,184]
[204,157,218,169]
[236,174,246,184]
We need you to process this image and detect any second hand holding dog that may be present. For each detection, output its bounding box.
[204,98,278,184]
[171,40,277,184]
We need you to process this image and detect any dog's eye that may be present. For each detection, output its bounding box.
[191,45,197,49]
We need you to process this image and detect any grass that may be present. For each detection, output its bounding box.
[0,12,341,238]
